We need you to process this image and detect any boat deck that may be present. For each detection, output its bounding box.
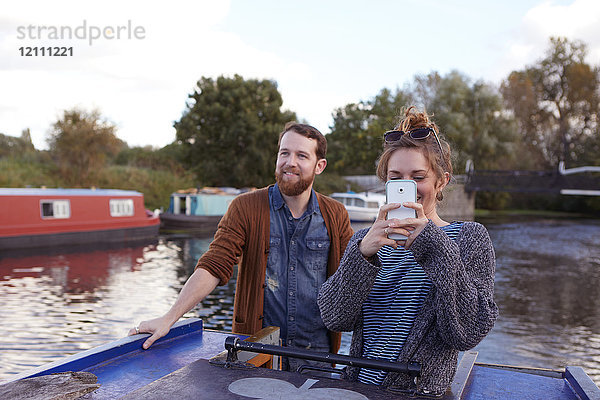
[5,319,246,399]
[3,319,599,399]
[85,327,240,398]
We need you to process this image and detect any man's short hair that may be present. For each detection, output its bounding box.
[278,122,327,160]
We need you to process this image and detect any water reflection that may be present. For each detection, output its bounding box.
[0,241,179,378]
[0,217,599,387]
[169,235,237,330]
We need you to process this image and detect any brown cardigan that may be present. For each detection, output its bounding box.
[195,185,353,353]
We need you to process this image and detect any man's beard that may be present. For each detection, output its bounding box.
[275,167,315,197]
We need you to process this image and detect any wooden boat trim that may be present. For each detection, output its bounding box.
[209,326,281,368]
[443,351,478,399]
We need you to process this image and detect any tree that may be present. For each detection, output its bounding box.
[174,75,296,188]
[413,71,518,172]
[501,37,600,169]
[47,108,123,185]
[327,88,413,175]
[0,129,35,158]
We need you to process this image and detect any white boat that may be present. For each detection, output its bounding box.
[330,191,385,222]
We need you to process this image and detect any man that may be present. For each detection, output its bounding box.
[129,122,353,370]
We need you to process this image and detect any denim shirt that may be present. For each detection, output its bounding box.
[264,184,331,352]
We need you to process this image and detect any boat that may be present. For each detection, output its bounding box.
[2,318,598,399]
[331,191,386,222]
[159,187,244,231]
[0,188,159,251]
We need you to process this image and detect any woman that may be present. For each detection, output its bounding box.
[318,106,498,396]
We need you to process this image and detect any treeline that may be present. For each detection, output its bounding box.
[1,37,599,213]
[0,118,196,211]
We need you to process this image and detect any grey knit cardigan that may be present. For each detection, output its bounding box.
[318,220,498,395]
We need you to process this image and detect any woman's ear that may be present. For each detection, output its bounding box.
[437,172,450,190]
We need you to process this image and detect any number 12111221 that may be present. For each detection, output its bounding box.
[19,47,73,56]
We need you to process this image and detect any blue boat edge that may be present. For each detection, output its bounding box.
[2,318,206,384]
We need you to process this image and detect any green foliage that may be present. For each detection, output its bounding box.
[328,73,517,178]
[501,37,600,169]
[412,71,518,172]
[0,129,35,157]
[312,171,361,196]
[175,75,296,188]
[0,152,58,188]
[0,155,194,211]
[95,166,196,210]
[115,142,187,174]
[327,88,412,175]
[47,108,124,185]
[475,192,511,211]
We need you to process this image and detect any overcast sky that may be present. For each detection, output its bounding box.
[1,0,599,150]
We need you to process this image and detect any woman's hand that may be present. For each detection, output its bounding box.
[359,203,414,257]
[359,202,429,257]
[399,201,429,249]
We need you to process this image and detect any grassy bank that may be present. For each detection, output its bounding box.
[1,158,196,210]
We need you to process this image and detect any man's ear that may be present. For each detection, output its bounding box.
[315,159,327,175]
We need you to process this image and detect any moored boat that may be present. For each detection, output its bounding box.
[0,188,159,251]
[159,187,244,231]
[331,191,386,222]
[2,318,598,399]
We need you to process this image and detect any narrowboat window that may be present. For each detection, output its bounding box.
[354,198,365,207]
[367,201,379,208]
[110,199,135,217]
[40,200,70,219]
[41,202,53,217]
[179,196,187,215]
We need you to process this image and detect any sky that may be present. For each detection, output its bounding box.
[1,0,599,150]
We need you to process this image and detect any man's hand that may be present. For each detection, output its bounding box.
[128,314,175,350]
[126,268,220,350]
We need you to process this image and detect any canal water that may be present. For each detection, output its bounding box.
[1,216,599,386]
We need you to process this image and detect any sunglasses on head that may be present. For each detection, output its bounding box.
[383,127,444,154]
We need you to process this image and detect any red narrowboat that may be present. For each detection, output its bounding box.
[0,188,159,251]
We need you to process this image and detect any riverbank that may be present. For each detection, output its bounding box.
[475,208,599,221]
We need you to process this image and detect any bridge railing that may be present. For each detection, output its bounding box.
[465,166,600,196]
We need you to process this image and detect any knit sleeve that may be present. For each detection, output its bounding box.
[318,228,381,332]
[409,221,498,350]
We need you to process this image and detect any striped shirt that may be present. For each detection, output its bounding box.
[358,221,464,385]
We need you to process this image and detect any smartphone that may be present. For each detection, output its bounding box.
[386,179,417,240]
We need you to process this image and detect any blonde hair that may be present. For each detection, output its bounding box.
[376,106,453,199]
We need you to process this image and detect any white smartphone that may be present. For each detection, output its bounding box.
[386,179,417,240]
